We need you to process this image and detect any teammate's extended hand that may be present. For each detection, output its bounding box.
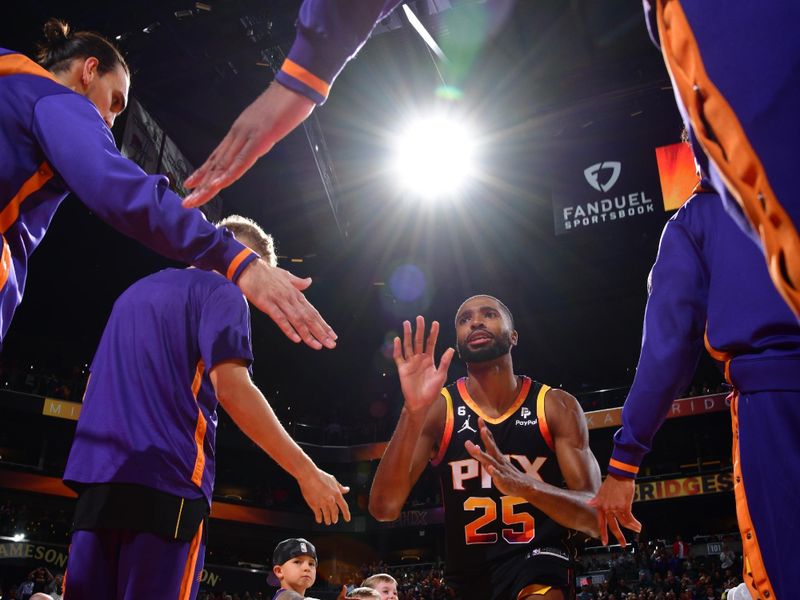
[588,473,642,546]
[298,466,351,526]
[465,418,534,499]
[236,259,337,350]
[183,83,315,208]
[393,316,455,416]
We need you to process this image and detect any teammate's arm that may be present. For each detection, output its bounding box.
[183,0,404,207]
[31,93,336,350]
[466,389,602,538]
[209,360,350,525]
[369,316,454,521]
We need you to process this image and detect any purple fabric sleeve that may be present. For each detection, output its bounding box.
[609,206,708,478]
[198,283,253,370]
[275,0,403,103]
[31,92,256,280]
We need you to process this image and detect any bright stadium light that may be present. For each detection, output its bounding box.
[392,116,476,199]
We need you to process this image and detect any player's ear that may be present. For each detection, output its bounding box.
[510,329,518,346]
[273,565,282,578]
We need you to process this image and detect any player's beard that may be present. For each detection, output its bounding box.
[457,331,512,363]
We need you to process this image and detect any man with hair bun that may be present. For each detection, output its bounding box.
[0,19,336,350]
[61,217,350,600]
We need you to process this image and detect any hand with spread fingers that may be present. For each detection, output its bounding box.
[588,473,642,547]
[465,417,536,499]
[393,316,455,416]
[298,465,351,526]
[236,258,337,350]
[183,83,315,208]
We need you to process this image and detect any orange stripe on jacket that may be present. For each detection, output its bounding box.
[458,376,532,425]
[280,58,331,99]
[730,392,775,600]
[226,248,255,281]
[177,519,204,600]
[190,360,206,487]
[535,384,554,451]
[431,388,454,466]
[0,53,59,82]
[0,162,55,234]
[0,236,11,291]
[609,458,639,475]
[704,328,733,384]
[657,0,800,317]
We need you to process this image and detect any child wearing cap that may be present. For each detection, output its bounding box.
[361,574,398,600]
[271,538,318,599]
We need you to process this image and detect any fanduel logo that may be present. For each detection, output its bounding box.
[584,161,621,192]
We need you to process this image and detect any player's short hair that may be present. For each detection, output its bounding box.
[217,215,277,267]
[361,573,398,588]
[37,18,129,76]
[455,295,515,329]
[346,588,381,599]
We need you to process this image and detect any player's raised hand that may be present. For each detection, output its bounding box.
[236,258,337,350]
[297,466,351,526]
[183,83,315,208]
[393,316,455,416]
[465,418,533,498]
[588,474,642,546]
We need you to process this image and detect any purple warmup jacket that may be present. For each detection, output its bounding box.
[64,268,253,504]
[0,49,257,340]
[608,190,800,479]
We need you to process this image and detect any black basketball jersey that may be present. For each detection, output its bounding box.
[430,376,573,573]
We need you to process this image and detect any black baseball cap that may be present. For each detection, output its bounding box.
[273,538,317,566]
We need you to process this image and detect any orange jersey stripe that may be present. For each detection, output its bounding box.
[190,360,206,487]
[535,384,554,451]
[0,53,59,82]
[226,248,254,281]
[0,162,54,234]
[280,58,331,99]
[0,236,11,291]
[431,388,454,466]
[657,0,800,316]
[730,392,775,599]
[608,458,639,475]
[457,376,532,425]
[177,519,204,600]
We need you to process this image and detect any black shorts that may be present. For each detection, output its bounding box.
[446,547,574,600]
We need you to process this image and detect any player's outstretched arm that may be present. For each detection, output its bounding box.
[183,83,315,208]
[210,360,350,525]
[236,259,337,350]
[466,389,603,539]
[369,316,454,521]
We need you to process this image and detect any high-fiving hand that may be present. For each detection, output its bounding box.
[588,473,642,546]
[465,417,534,499]
[393,316,455,416]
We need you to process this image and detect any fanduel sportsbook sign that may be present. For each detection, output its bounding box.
[555,160,657,234]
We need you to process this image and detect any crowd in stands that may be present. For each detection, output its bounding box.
[0,361,88,403]
[577,535,743,600]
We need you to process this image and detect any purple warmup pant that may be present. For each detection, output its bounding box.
[730,357,800,600]
[63,522,205,600]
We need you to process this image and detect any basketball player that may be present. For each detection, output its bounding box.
[184,2,800,321]
[590,186,800,599]
[369,296,602,600]
[61,216,350,600]
[0,20,336,349]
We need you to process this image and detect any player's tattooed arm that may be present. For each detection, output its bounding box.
[466,389,603,539]
[369,316,454,521]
